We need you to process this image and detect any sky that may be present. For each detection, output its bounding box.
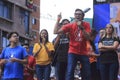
[40,0,93,41]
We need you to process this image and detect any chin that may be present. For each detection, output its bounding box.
[77,18,82,21]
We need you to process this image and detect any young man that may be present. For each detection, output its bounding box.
[53,13,70,80]
[0,32,28,80]
[54,9,91,80]
[23,43,35,80]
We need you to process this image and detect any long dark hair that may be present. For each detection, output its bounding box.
[39,29,49,43]
[89,29,98,51]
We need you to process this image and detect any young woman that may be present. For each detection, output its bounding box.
[33,29,54,80]
[98,24,119,80]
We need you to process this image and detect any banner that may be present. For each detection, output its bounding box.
[93,4,110,31]
[93,3,120,36]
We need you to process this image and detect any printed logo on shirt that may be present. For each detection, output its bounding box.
[60,38,69,44]
[74,28,82,41]
[103,40,114,46]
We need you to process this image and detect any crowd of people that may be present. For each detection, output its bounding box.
[0,8,120,80]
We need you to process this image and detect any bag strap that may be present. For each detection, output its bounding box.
[33,43,42,57]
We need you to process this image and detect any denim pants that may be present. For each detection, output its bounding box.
[35,64,51,80]
[55,61,67,80]
[66,53,91,80]
[99,62,119,80]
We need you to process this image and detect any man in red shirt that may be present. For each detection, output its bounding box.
[23,43,36,80]
[54,9,91,80]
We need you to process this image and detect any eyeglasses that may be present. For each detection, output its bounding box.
[75,13,82,15]
[12,35,19,38]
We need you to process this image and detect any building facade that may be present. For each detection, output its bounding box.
[0,0,40,50]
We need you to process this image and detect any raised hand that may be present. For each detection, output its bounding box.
[42,36,46,45]
[57,12,62,22]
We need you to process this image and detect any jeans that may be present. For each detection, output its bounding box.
[90,62,101,80]
[55,61,67,80]
[66,53,91,80]
[99,62,119,80]
[35,64,51,80]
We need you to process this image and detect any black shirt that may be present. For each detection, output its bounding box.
[99,37,119,63]
[54,34,69,62]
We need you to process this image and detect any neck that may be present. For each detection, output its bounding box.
[106,34,112,38]
[10,42,18,48]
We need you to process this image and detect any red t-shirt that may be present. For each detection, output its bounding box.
[24,55,36,80]
[61,21,91,55]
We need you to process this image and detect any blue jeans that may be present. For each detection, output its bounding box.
[35,64,51,80]
[55,61,67,80]
[99,62,119,80]
[66,53,91,80]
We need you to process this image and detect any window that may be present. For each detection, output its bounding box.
[20,9,30,34]
[32,18,37,25]
[2,31,9,48]
[0,1,12,19]
[0,30,2,47]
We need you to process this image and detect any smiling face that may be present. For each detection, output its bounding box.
[39,29,49,43]
[40,30,48,39]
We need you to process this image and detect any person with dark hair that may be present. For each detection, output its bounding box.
[53,13,70,80]
[87,29,100,80]
[54,9,91,80]
[0,32,28,80]
[33,29,54,80]
[93,28,106,80]
[23,43,35,80]
[98,24,119,80]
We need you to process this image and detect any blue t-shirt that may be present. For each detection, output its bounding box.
[94,34,100,54]
[0,46,28,79]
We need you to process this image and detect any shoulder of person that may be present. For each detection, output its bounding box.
[65,22,74,26]
[113,36,120,41]
[82,21,90,26]
[18,45,24,49]
[47,42,53,45]
[34,43,39,45]
[99,37,106,42]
